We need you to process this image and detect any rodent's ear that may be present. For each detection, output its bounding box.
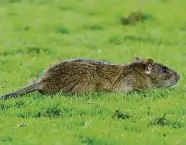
[132,57,141,62]
[145,59,154,64]
[144,59,154,74]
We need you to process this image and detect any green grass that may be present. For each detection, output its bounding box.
[0,0,186,144]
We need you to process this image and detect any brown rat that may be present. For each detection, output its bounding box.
[0,57,180,100]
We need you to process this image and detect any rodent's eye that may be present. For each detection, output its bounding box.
[160,67,167,73]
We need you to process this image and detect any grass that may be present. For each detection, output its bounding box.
[0,0,186,144]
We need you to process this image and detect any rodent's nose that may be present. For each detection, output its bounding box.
[176,73,180,80]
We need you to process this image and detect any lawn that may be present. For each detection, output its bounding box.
[0,0,186,145]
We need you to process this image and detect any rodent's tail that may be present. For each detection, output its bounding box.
[0,83,38,100]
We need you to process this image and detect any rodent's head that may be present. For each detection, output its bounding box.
[129,57,180,88]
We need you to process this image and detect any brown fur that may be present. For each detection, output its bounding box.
[1,57,180,100]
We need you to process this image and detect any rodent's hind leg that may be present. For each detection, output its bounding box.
[36,83,59,96]
[37,88,58,95]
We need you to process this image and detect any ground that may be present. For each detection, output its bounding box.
[0,0,186,145]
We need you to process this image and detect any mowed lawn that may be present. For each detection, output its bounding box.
[0,0,186,144]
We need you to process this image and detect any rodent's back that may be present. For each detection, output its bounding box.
[37,60,97,94]
[38,59,128,94]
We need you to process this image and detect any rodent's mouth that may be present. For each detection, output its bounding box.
[169,81,178,87]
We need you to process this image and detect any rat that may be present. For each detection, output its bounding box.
[0,57,180,100]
